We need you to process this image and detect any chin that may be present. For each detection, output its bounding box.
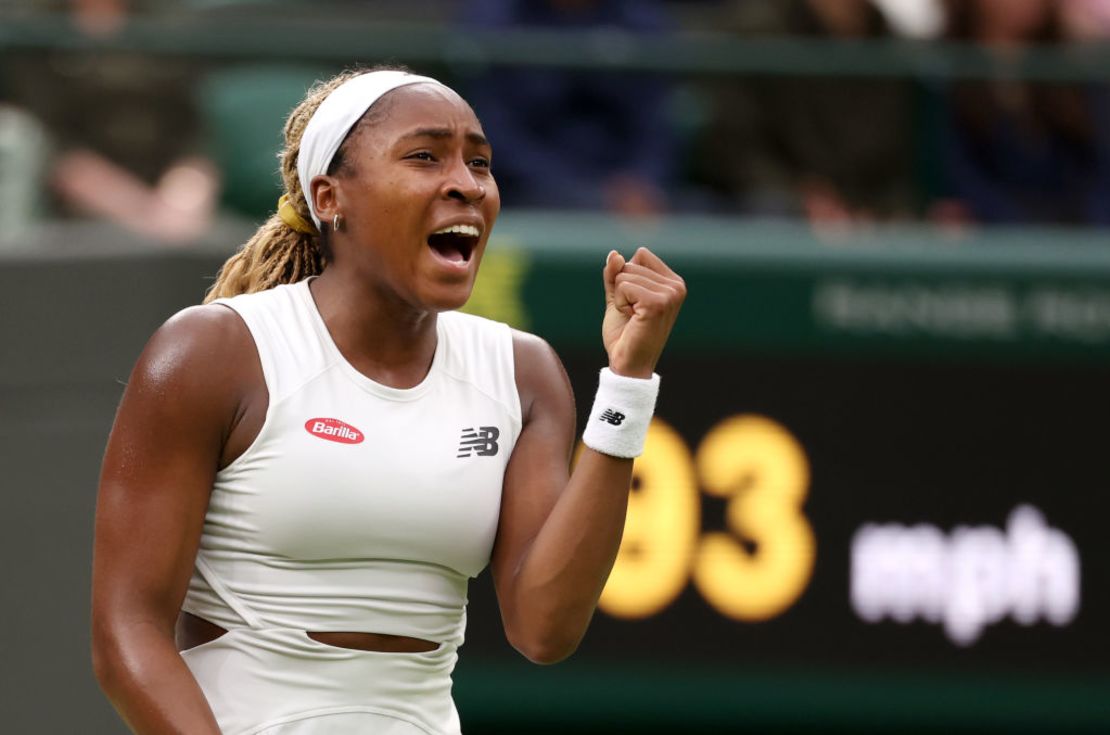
[420,257,481,312]
[422,282,476,313]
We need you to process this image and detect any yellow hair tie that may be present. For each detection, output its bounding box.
[278,194,316,235]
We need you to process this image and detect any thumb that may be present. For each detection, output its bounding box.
[602,250,625,305]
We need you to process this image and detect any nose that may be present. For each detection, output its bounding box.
[443,158,485,205]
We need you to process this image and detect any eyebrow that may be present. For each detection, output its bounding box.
[400,127,490,148]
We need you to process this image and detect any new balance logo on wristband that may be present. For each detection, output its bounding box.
[599,409,626,426]
[457,426,500,457]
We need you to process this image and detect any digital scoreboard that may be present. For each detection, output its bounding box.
[569,353,1102,661]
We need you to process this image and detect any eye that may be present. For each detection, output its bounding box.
[469,157,491,169]
[405,151,436,162]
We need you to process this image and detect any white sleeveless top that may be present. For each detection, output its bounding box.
[182,279,521,647]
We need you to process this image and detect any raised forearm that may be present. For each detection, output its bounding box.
[504,448,633,663]
[498,248,685,664]
[93,621,221,735]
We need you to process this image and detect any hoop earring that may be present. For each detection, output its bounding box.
[332,213,343,232]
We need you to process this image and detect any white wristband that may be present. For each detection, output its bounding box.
[581,368,660,459]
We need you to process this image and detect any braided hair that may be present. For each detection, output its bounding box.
[204,64,407,303]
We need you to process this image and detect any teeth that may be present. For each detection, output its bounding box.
[432,224,480,238]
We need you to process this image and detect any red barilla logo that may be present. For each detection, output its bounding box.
[305,418,364,444]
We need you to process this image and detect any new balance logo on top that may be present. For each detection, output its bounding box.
[599,409,626,426]
[458,426,500,458]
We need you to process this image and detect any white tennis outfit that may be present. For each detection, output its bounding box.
[181,279,521,734]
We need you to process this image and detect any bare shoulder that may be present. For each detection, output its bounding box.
[146,303,251,362]
[511,329,574,425]
[127,303,257,411]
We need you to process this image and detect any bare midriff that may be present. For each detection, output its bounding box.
[175,611,438,653]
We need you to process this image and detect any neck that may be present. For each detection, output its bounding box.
[308,267,438,390]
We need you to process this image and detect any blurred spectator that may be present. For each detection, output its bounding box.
[871,0,946,39]
[459,0,675,216]
[70,0,128,37]
[1058,0,1110,41]
[0,105,51,244]
[929,0,1110,227]
[2,0,220,243]
[688,0,917,229]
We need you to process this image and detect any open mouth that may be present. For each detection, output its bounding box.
[427,225,480,265]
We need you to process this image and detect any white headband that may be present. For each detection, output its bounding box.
[298,70,449,227]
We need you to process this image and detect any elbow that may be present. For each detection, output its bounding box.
[91,617,122,694]
[90,611,137,698]
[507,625,582,666]
[91,631,119,696]
[514,637,579,666]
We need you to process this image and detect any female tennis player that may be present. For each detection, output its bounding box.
[91,66,685,734]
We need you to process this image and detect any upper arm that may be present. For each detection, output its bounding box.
[489,331,576,595]
[92,304,257,638]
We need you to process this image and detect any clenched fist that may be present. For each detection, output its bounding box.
[601,247,686,379]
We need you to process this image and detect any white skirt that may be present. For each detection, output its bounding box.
[181,627,461,735]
